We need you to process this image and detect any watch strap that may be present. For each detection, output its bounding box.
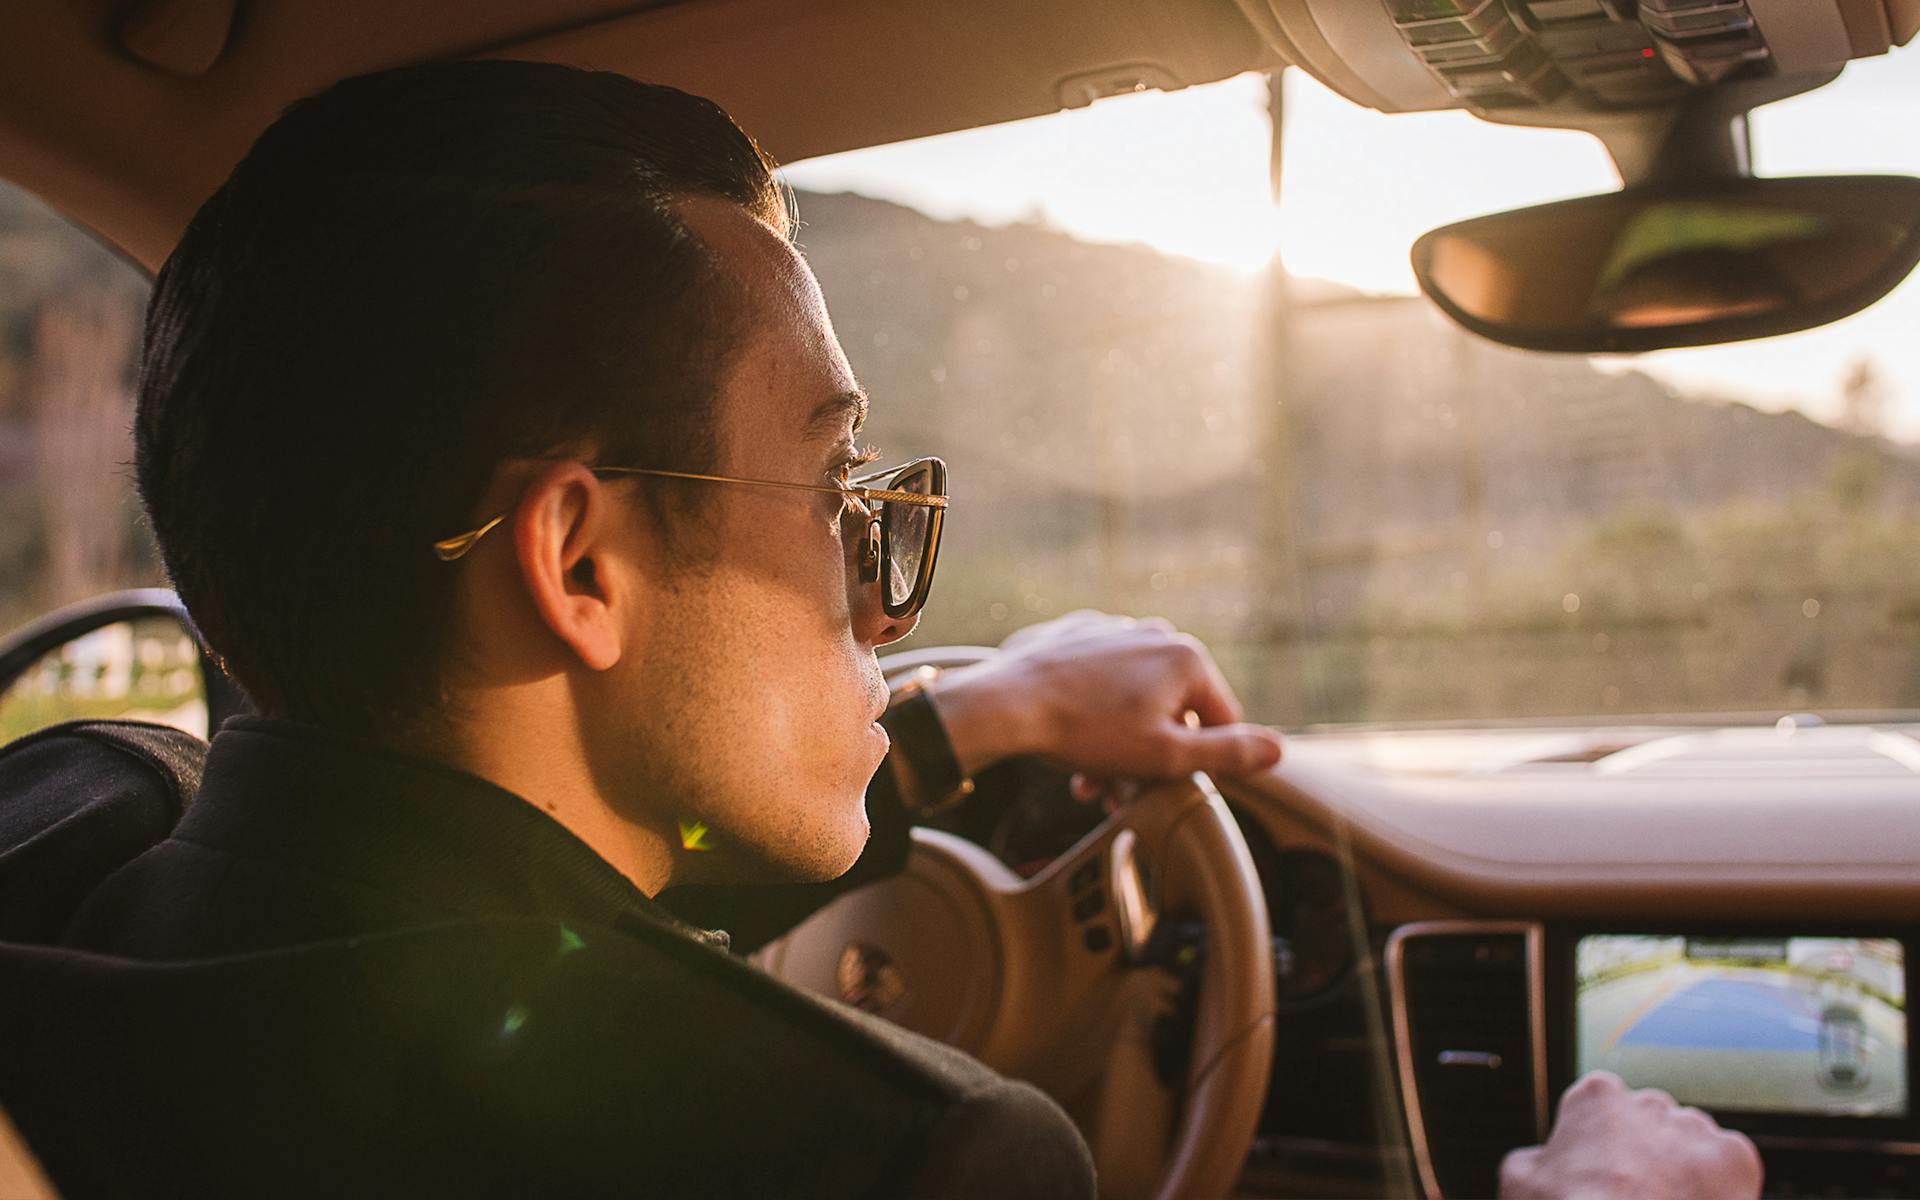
[885,666,975,816]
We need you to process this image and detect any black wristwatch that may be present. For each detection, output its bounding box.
[886,666,976,816]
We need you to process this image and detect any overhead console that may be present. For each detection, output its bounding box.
[1389,921,1919,1199]
[1235,0,1906,117]
[1390,0,1773,110]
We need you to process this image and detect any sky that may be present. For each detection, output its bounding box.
[782,43,1920,442]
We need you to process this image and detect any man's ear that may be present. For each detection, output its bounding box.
[510,461,630,672]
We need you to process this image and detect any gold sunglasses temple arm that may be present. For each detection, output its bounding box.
[593,466,847,500]
[604,465,946,508]
[432,513,506,561]
[849,487,948,508]
[434,465,946,560]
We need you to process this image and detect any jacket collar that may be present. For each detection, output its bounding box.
[176,716,726,947]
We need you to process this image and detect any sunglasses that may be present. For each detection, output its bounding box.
[432,456,949,621]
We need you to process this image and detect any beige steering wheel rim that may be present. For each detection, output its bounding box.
[755,647,1276,1200]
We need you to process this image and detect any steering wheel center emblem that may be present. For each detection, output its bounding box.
[837,941,909,1014]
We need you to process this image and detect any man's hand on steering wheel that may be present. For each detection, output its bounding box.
[817,626,1281,1200]
[925,611,1284,797]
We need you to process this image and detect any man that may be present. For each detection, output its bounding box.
[40,58,1757,1199]
[44,60,1279,1199]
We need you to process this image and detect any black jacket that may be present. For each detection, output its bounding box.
[3,717,1095,1199]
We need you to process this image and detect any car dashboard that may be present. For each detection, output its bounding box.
[1236,719,1920,1199]
[1386,920,1915,1199]
[945,718,1920,1198]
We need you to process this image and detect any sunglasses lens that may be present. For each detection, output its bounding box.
[883,462,936,611]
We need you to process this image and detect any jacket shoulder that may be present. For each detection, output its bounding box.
[907,1074,1097,1200]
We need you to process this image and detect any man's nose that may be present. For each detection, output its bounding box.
[852,565,918,646]
[846,519,918,647]
[866,605,918,648]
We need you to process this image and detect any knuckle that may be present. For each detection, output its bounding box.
[1719,1130,1762,1177]
[1162,633,1207,672]
[1060,608,1106,623]
[1498,1146,1543,1195]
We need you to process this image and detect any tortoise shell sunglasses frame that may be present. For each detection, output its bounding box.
[430,456,949,621]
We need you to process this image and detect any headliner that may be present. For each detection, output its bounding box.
[0,0,1275,271]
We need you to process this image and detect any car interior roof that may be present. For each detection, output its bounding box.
[0,0,1275,272]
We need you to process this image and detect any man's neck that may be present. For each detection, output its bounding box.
[417,692,678,897]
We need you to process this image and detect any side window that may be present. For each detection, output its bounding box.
[0,617,209,741]
[0,185,161,639]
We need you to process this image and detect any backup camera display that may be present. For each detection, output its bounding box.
[1576,935,1907,1117]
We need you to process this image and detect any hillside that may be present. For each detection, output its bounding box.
[793,188,1920,719]
[794,187,1919,551]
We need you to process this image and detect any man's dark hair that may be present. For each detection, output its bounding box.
[136,60,789,737]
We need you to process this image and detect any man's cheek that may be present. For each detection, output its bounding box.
[715,575,872,741]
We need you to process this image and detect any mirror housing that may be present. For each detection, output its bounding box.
[1411,174,1920,354]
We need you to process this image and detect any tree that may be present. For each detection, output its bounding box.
[1838,356,1889,439]
[29,276,140,605]
[0,183,152,619]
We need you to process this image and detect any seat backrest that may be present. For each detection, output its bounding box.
[0,721,206,944]
[0,917,943,1200]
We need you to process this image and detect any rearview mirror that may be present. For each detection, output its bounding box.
[1411,175,1920,354]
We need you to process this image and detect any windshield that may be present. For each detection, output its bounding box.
[2,49,1916,730]
[783,47,1920,728]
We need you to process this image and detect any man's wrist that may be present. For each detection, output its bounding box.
[922,661,1042,777]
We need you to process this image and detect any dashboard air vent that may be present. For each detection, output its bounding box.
[1388,922,1546,1199]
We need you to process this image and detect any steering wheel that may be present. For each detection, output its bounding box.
[754,648,1276,1200]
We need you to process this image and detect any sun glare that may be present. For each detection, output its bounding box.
[1275,72,1617,293]
[782,74,1283,274]
[785,49,1920,441]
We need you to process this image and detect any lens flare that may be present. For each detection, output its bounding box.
[678,821,712,852]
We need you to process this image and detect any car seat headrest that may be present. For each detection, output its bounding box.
[0,721,206,943]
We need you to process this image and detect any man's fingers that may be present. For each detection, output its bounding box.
[1069,773,1139,811]
[1161,723,1283,777]
[1068,772,1108,804]
[1720,1129,1764,1184]
[1175,637,1245,728]
[1499,1145,1543,1197]
[1518,1069,1761,1200]
[996,609,1121,654]
[1563,1070,1625,1106]
[1057,608,1112,623]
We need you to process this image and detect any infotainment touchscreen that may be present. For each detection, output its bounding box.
[1575,935,1907,1118]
